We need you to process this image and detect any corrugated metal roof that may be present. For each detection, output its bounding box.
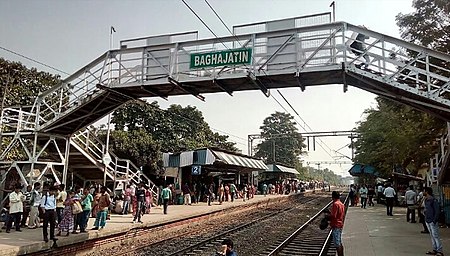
[193,148,216,165]
[163,148,267,170]
[211,149,268,170]
[180,151,194,167]
[266,164,299,174]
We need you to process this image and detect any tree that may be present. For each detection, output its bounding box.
[0,58,60,109]
[254,112,306,167]
[109,129,161,175]
[112,101,238,153]
[396,0,450,54]
[0,58,60,160]
[354,98,444,177]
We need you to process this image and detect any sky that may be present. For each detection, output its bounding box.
[0,0,416,177]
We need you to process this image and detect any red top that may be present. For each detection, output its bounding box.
[330,199,345,228]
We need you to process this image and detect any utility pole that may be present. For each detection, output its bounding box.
[272,140,276,163]
[104,26,116,186]
[329,1,336,22]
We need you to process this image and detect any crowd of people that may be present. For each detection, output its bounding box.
[1,182,111,242]
[347,183,445,256]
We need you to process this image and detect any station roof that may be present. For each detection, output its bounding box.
[392,171,424,181]
[163,148,268,171]
[265,164,299,175]
[348,164,378,177]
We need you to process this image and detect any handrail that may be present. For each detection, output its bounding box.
[71,127,158,199]
[28,20,450,133]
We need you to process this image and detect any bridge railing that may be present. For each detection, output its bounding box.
[0,107,37,132]
[32,21,450,131]
[72,128,158,199]
[341,24,450,99]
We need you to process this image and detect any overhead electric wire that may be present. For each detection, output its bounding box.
[0,45,71,76]
[182,0,222,44]
[0,45,247,147]
[276,89,337,159]
[198,0,345,161]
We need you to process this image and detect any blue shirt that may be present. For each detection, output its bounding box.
[40,193,56,210]
[424,196,440,223]
[226,250,238,256]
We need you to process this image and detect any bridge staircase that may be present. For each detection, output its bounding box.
[0,108,158,198]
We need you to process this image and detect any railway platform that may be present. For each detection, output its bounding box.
[343,203,450,256]
[0,193,292,256]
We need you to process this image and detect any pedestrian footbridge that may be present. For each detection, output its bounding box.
[2,15,450,187]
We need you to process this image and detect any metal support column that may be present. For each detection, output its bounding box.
[62,136,71,185]
[29,133,39,184]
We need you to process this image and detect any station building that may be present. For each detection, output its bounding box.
[162,147,268,192]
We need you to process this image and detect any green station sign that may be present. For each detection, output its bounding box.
[190,48,252,69]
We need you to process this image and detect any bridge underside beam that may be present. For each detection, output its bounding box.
[168,77,205,101]
[346,71,450,120]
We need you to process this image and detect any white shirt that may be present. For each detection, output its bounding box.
[359,187,368,198]
[405,190,417,205]
[377,185,384,192]
[383,187,396,198]
[9,191,24,213]
[31,189,42,207]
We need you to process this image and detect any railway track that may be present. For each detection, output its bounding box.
[264,193,349,256]
[156,196,321,256]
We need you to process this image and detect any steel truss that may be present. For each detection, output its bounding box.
[3,16,450,191]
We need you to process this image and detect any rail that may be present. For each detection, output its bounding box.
[267,192,348,256]
[318,193,350,256]
[167,196,317,256]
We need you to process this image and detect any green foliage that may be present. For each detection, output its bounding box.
[109,129,161,174]
[396,0,450,54]
[0,58,60,161]
[254,112,306,167]
[303,166,343,185]
[354,0,449,178]
[354,98,444,177]
[0,58,60,107]
[109,100,237,172]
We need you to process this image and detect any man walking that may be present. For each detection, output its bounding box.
[162,184,172,214]
[359,184,368,209]
[28,182,42,229]
[133,183,146,223]
[418,189,429,234]
[405,185,417,223]
[182,183,191,205]
[383,183,396,216]
[424,187,443,256]
[328,191,345,256]
[21,185,32,228]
